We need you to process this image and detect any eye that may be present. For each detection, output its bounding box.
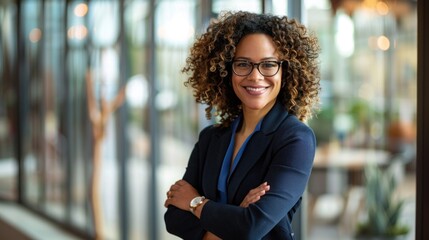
[234,61,251,68]
[260,61,278,69]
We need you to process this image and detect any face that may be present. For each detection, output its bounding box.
[232,33,282,113]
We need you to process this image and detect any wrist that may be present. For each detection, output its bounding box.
[189,196,206,214]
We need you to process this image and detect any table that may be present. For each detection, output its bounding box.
[313,147,390,170]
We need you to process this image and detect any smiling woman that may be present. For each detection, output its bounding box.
[164,11,321,240]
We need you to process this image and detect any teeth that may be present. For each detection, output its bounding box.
[246,87,267,91]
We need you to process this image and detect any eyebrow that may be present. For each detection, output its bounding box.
[234,57,279,61]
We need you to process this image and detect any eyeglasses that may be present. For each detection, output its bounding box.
[232,60,283,77]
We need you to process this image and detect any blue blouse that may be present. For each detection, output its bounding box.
[217,116,263,203]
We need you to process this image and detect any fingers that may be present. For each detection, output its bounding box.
[174,179,187,186]
[240,182,270,207]
[252,182,270,193]
[247,182,270,196]
[164,179,191,208]
[164,189,172,208]
[166,180,187,196]
[165,180,184,199]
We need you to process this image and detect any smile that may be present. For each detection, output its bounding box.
[244,86,269,95]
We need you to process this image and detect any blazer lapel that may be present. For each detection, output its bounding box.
[202,128,232,200]
[227,131,272,203]
[226,102,289,203]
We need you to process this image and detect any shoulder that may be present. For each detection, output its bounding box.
[283,114,314,133]
[270,115,317,169]
[198,124,228,141]
[275,114,316,147]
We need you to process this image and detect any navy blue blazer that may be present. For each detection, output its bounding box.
[165,103,316,240]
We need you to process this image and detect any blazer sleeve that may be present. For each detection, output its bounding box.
[164,127,211,239]
[199,123,316,239]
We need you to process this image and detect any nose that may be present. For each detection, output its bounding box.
[247,64,264,80]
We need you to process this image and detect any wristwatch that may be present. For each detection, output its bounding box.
[189,196,205,214]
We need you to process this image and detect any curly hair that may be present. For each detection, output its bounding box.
[183,11,321,127]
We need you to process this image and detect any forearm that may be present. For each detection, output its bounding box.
[164,206,205,239]
[198,199,275,239]
[197,167,310,239]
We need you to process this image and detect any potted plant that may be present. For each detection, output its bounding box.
[355,164,410,239]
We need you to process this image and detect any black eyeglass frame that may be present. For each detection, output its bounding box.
[231,60,284,77]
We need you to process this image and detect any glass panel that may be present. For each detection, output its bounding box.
[67,0,91,231]
[124,0,150,239]
[305,0,417,239]
[21,0,71,221]
[0,0,18,200]
[21,0,43,207]
[41,0,67,219]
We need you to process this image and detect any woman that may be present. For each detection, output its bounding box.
[164,11,320,240]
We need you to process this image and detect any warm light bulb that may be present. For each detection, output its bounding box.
[74,3,88,17]
[376,1,389,15]
[29,28,42,43]
[67,25,88,40]
[377,36,390,51]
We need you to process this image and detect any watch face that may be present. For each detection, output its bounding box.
[191,196,204,207]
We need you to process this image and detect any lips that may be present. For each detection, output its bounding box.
[244,86,269,95]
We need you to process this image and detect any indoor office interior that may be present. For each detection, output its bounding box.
[0,0,427,239]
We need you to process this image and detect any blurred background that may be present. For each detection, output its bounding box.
[0,0,418,239]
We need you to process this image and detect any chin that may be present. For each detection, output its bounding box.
[243,102,272,111]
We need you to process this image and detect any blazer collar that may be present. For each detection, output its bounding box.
[259,102,289,135]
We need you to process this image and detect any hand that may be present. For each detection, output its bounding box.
[164,179,199,211]
[203,231,222,240]
[240,182,270,207]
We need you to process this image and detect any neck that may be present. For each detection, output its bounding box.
[240,102,274,134]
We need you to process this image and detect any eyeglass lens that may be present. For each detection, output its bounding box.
[232,61,282,77]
